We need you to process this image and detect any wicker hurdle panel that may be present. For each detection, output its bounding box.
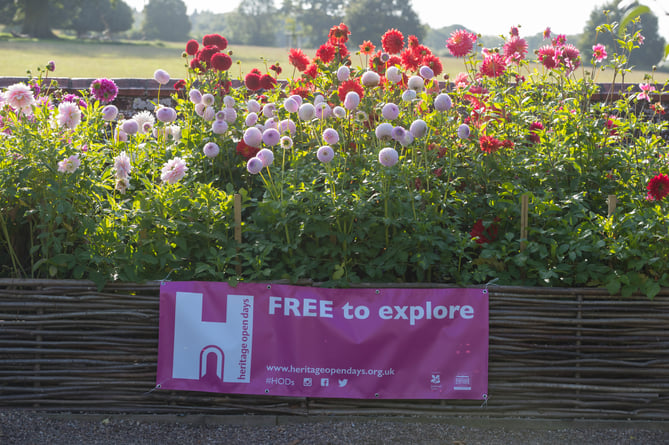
[1,279,668,419]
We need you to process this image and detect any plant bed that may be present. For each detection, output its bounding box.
[1,25,668,295]
[1,279,669,419]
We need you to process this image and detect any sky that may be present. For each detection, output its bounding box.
[124,0,669,38]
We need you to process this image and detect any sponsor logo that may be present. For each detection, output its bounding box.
[172,292,253,383]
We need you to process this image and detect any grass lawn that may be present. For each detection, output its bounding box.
[0,35,667,85]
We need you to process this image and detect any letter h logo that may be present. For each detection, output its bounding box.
[172,292,253,383]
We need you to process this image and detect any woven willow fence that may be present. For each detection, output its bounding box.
[1,278,669,419]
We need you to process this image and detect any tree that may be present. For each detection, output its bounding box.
[142,0,190,42]
[71,0,133,38]
[344,0,425,46]
[225,0,276,46]
[0,0,78,38]
[286,0,346,47]
[189,10,228,40]
[579,0,666,69]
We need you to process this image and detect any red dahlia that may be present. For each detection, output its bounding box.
[316,44,336,64]
[260,74,277,90]
[185,39,199,56]
[328,22,350,44]
[411,44,431,59]
[528,121,544,144]
[470,219,500,244]
[422,54,443,76]
[381,28,404,54]
[537,46,558,69]
[400,48,421,72]
[647,173,669,201]
[245,71,262,91]
[480,53,507,78]
[479,135,503,154]
[337,79,364,102]
[333,42,349,60]
[446,29,476,58]
[288,48,310,72]
[236,140,260,160]
[290,85,313,99]
[304,63,318,79]
[210,53,232,71]
[196,45,220,67]
[202,34,228,50]
[189,58,205,73]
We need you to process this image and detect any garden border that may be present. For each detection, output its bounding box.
[1,278,668,420]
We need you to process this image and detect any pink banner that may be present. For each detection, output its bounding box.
[157,282,488,400]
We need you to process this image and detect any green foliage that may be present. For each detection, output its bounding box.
[225,0,278,46]
[344,0,425,46]
[190,11,228,41]
[142,0,190,42]
[579,0,666,70]
[1,23,668,298]
[71,0,134,38]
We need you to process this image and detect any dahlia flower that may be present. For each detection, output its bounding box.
[101,104,118,121]
[457,124,471,139]
[132,111,155,134]
[89,78,118,104]
[288,48,310,72]
[4,83,35,113]
[592,44,607,62]
[434,93,452,112]
[382,103,400,120]
[317,145,335,163]
[647,173,669,201]
[160,157,188,184]
[378,147,399,167]
[243,127,263,148]
[203,142,220,158]
[246,157,263,174]
[156,106,177,123]
[503,37,528,63]
[57,101,82,129]
[57,154,81,173]
[409,119,428,138]
[480,53,507,78]
[153,69,170,85]
[298,103,316,121]
[381,28,404,54]
[114,152,132,179]
[211,119,228,134]
[262,128,281,147]
[322,128,340,145]
[446,29,476,58]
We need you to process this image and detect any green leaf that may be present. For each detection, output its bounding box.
[619,5,651,37]
[606,278,621,295]
[645,281,661,300]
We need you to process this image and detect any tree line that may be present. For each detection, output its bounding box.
[0,0,190,41]
[0,0,665,69]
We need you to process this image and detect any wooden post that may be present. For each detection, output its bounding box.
[607,195,617,217]
[234,194,242,275]
[520,194,529,252]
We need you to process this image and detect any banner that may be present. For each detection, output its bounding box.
[157,282,488,400]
